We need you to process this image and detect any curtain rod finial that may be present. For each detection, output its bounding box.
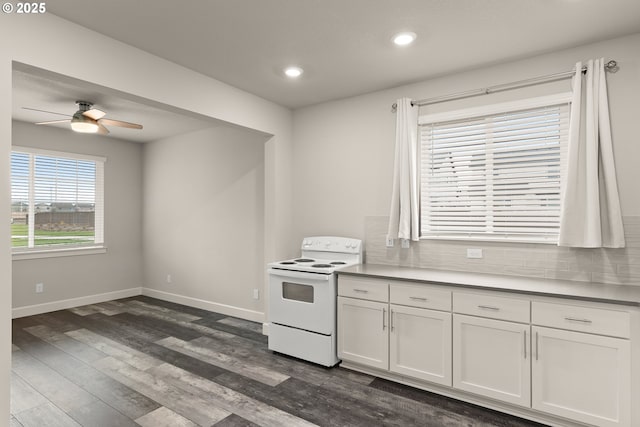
[606,60,619,73]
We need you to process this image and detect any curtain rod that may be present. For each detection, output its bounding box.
[391,60,618,112]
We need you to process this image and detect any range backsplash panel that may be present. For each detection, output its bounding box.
[365,216,640,286]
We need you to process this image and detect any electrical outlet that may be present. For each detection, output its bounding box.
[253,289,260,300]
[35,283,44,293]
[166,274,172,283]
[401,239,410,249]
[386,236,394,248]
[466,248,483,259]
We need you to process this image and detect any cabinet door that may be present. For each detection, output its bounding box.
[390,305,452,386]
[453,314,530,407]
[532,326,630,427]
[337,296,388,370]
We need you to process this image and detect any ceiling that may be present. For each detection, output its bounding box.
[12,1,640,143]
[12,65,221,143]
[44,0,640,109]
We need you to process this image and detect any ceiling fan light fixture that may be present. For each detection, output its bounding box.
[71,122,99,133]
[29,101,142,134]
[70,112,99,133]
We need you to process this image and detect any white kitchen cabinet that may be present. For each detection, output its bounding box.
[532,326,631,427]
[338,279,452,384]
[453,314,531,407]
[389,304,452,386]
[452,292,531,407]
[337,271,639,427]
[337,296,388,370]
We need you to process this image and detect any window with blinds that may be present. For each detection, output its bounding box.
[419,95,570,243]
[11,147,105,251]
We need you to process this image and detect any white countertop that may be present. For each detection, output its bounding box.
[338,264,640,306]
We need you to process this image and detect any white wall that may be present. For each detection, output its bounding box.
[0,12,294,420]
[143,126,267,320]
[0,32,10,423]
[292,33,640,247]
[11,121,143,310]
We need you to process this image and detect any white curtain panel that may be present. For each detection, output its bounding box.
[558,59,625,248]
[387,98,420,241]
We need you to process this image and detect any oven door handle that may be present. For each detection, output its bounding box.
[267,269,331,281]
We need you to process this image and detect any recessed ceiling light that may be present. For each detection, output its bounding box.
[284,66,304,78]
[392,32,417,46]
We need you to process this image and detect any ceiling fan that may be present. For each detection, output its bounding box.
[24,101,143,135]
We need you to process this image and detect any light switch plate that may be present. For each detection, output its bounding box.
[401,239,410,249]
[386,237,394,248]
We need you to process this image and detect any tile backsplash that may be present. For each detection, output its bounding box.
[364,216,640,286]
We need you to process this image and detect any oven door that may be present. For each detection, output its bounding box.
[268,268,335,335]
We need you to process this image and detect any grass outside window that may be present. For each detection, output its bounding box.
[11,223,95,247]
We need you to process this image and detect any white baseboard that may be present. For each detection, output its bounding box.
[262,322,269,336]
[141,287,265,323]
[12,287,143,319]
[11,286,266,325]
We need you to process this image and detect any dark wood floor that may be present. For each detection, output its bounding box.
[11,296,547,426]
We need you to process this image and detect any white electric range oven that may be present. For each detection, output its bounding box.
[267,236,363,367]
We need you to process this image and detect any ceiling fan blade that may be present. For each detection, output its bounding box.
[97,122,110,135]
[23,107,72,117]
[99,118,143,129]
[36,119,71,125]
[83,109,106,120]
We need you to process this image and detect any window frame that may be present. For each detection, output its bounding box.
[11,146,107,259]
[418,92,573,244]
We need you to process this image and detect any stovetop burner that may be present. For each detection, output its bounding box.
[268,237,362,274]
[270,259,354,273]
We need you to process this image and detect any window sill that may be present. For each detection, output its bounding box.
[420,235,558,245]
[12,245,107,261]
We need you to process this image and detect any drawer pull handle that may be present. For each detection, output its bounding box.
[353,289,369,294]
[390,309,395,332]
[535,331,539,361]
[524,330,527,360]
[409,296,428,301]
[478,305,500,311]
[564,317,592,324]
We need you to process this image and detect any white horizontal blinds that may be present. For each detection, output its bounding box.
[11,147,104,251]
[420,102,569,242]
[33,155,97,246]
[492,106,568,236]
[94,161,105,244]
[10,152,30,247]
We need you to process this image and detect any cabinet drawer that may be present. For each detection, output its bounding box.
[454,292,530,323]
[532,301,630,339]
[338,277,388,302]
[390,283,451,311]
